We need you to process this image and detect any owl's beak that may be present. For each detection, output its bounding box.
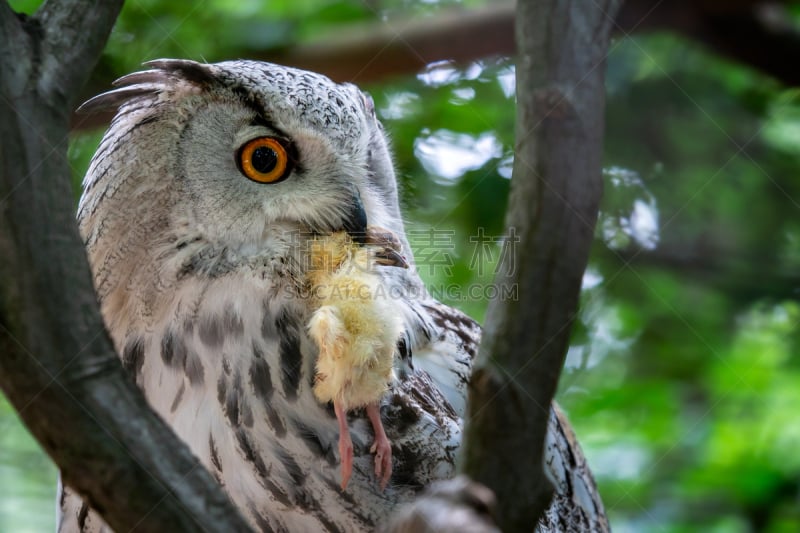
[341,188,368,244]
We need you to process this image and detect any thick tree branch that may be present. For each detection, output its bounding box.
[35,0,126,105]
[254,0,800,88]
[0,1,32,84]
[461,1,620,530]
[0,1,251,531]
[271,2,515,84]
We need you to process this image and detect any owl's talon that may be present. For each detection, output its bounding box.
[365,227,408,269]
[373,248,408,269]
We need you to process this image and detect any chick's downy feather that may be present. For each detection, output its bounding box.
[306,230,406,490]
[307,232,402,409]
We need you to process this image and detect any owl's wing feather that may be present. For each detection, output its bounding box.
[405,299,609,532]
[408,301,478,418]
[539,404,610,532]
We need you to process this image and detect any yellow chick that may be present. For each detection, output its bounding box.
[306,229,408,491]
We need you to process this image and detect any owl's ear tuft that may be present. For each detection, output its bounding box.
[76,84,163,114]
[144,59,217,87]
[77,59,216,115]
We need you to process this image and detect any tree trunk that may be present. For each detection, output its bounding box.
[462,1,620,530]
[0,1,251,531]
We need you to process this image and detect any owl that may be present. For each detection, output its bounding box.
[58,59,608,532]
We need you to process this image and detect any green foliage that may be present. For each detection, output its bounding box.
[0,397,57,533]
[3,2,800,531]
[566,33,800,531]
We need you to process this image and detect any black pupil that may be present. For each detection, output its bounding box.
[251,146,278,174]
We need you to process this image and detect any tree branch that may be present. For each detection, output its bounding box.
[35,0,125,107]
[249,0,800,88]
[270,2,515,84]
[0,1,34,90]
[0,1,252,531]
[68,0,800,132]
[461,0,620,530]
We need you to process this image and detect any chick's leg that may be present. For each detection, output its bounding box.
[366,402,392,490]
[334,400,354,491]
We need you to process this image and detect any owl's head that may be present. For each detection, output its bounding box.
[78,59,405,270]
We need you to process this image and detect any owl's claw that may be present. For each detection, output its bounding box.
[372,248,408,269]
[365,227,408,269]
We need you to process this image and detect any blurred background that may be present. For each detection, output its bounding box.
[4,0,800,531]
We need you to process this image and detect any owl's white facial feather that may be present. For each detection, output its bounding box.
[175,98,362,249]
[81,60,396,258]
[77,60,412,330]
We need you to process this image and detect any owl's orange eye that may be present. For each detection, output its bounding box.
[238,137,290,184]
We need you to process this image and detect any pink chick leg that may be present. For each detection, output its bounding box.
[334,400,353,490]
[366,402,392,490]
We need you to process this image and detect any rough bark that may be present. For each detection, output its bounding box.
[0,1,251,531]
[461,1,620,531]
